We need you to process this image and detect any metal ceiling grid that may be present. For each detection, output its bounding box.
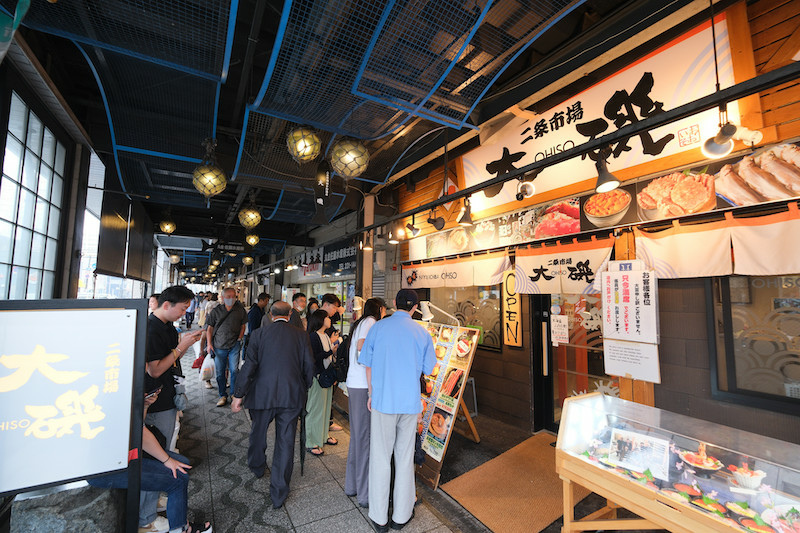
[0,0,236,79]
[249,0,416,139]
[82,47,219,160]
[353,0,585,128]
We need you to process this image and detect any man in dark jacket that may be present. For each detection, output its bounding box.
[231,301,315,509]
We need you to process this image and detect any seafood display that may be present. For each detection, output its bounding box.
[716,145,800,206]
[637,172,716,218]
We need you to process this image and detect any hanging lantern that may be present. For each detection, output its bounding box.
[330,138,369,178]
[180,271,186,277]
[169,254,181,265]
[211,258,221,266]
[245,233,260,246]
[192,138,227,198]
[242,256,254,266]
[159,218,176,234]
[238,193,262,229]
[286,127,321,163]
[208,264,217,272]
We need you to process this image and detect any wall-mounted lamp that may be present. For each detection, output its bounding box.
[416,301,462,325]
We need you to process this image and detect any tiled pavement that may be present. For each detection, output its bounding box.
[178,336,488,533]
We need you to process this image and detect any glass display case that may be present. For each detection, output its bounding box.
[556,392,800,533]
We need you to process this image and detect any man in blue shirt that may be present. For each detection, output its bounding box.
[359,289,435,532]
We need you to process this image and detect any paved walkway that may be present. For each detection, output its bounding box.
[178,333,487,533]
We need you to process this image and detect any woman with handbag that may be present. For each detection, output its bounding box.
[305,309,340,456]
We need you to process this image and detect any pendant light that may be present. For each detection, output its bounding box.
[192,138,227,199]
[242,256,254,266]
[238,192,261,230]
[245,233,260,246]
[286,127,321,163]
[169,253,181,265]
[330,138,370,178]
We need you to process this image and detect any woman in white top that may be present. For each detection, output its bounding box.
[344,297,387,507]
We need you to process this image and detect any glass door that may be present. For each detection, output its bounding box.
[533,293,617,432]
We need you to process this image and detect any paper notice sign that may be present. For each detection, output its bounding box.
[550,314,569,346]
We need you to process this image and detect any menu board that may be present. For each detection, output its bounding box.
[418,142,800,261]
[415,321,480,489]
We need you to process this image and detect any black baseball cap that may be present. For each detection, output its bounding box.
[395,289,419,310]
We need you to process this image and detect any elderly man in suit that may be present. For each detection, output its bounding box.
[231,300,315,509]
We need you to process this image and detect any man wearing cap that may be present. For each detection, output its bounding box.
[358,289,436,533]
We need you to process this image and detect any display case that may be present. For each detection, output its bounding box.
[556,392,800,532]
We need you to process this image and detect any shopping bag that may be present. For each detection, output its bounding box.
[200,353,215,381]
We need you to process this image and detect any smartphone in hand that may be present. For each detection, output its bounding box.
[145,386,163,400]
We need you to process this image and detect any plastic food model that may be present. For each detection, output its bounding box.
[557,393,800,533]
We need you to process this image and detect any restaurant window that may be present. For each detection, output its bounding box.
[712,276,800,416]
[1,91,66,300]
[428,285,501,349]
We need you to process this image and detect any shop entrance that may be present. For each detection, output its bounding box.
[532,293,612,433]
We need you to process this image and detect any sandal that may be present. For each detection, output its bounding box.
[326,437,338,446]
[307,446,324,456]
[185,521,212,533]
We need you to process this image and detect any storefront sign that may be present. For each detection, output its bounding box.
[502,270,522,347]
[416,322,480,489]
[515,236,614,295]
[461,18,734,212]
[601,267,659,343]
[323,237,357,276]
[0,308,138,494]
[298,246,324,279]
[402,252,510,289]
[603,338,661,384]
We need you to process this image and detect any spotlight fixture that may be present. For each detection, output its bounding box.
[701,118,764,159]
[427,209,445,231]
[242,256,254,266]
[286,127,321,163]
[594,147,620,193]
[516,178,535,201]
[192,138,227,198]
[330,138,370,178]
[238,193,262,229]
[159,215,176,235]
[457,198,473,227]
[169,254,181,265]
[245,233,260,247]
[406,214,420,238]
[362,231,373,251]
[388,230,399,245]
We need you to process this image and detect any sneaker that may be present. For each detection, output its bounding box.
[138,515,169,533]
[204,380,214,389]
[216,396,227,407]
[156,493,168,512]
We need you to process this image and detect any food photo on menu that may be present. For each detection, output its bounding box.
[427,407,452,445]
[438,325,456,344]
[439,367,465,400]
[581,184,638,229]
[715,143,800,206]
[533,198,581,239]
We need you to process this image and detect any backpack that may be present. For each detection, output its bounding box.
[333,334,351,382]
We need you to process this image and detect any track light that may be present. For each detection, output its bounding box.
[427,209,445,231]
[406,214,420,238]
[702,122,764,159]
[594,147,620,193]
[516,179,535,201]
[457,198,473,227]
[388,230,399,245]
[362,232,373,251]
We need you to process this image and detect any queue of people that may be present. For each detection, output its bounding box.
[95,286,433,533]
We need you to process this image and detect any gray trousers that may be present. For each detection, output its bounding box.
[141,407,177,525]
[368,410,416,526]
[344,388,370,506]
